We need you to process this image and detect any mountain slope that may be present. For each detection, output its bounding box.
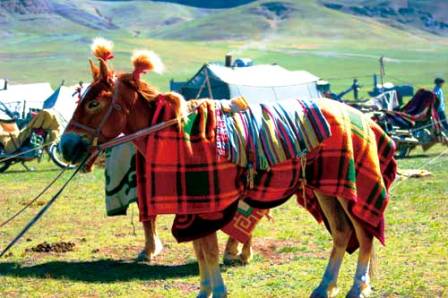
[1,0,447,43]
[322,0,448,36]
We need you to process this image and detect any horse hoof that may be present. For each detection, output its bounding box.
[223,252,240,266]
[136,250,150,262]
[346,284,372,298]
[239,253,252,265]
[212,287,228,298]
[310,288,328,298]
[311,286,339,298]
[196,291,211,298]
[328,286,340,298]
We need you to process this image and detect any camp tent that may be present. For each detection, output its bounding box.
[46,84,89,126]
[0,82,54,114]
[0,82,88,127]
[171,64,321,104]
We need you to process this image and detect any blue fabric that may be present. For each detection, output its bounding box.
[434,86,445,111]
[42,86,61,109]
[434,86,448,131]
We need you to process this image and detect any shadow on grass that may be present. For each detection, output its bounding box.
[0,259,198,282]
[1,168,62,175]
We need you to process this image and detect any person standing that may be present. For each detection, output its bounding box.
[434,78,448,132]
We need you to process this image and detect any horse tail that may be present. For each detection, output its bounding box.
[369,241,378,280]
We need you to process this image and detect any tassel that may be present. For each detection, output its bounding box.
[300,156,307,210]
[247,163,254,189]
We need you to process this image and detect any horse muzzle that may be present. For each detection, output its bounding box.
[59,132,91,164]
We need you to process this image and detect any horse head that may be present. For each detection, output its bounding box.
[60,45,183,165]
[60,38,121,164]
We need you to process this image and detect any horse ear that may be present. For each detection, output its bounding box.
[98,58,110,80]
[89,59,100,80]
[131,50,165,81]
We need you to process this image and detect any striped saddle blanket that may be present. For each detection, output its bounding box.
[214,97,331,170]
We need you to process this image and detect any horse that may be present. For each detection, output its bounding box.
[60,50,396,298]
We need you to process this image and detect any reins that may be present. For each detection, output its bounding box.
[0,167,67,229]
[0,156,89,258]
[0,142,53,163]
[88,95,207,154]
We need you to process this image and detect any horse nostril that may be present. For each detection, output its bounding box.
[60,133,89,163]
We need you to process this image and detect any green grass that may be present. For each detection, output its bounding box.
[1,35,448,105]
[0,144,447,297]
[1,2,448,296]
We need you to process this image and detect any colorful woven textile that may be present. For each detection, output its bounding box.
[104,143,137,216]
[137,96,329,217]
[216,98,331,170]
[136,96,396,250]
[384,90,445,133]
[221,200,269,244]
[296,99,397,251]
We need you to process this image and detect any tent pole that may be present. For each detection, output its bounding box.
[195,75,207,99]
[204,68,214,99]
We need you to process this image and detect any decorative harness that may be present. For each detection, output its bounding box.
[70,81,123,144]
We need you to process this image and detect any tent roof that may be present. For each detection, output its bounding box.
[0,83,53,105]
[206,64,319,87]
[0,82,89,127]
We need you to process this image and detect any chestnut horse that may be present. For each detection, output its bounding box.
[60,51,395,298]
[81,45,254,265]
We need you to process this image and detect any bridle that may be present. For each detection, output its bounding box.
[69,80,124,144]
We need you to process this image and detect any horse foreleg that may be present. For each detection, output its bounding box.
[337,198,374,298]
[137,217,163,262]
[311,192,353,298]
[197,232,227,298]
[193,239,212,298]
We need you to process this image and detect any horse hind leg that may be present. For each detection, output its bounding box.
[311,191,353,298]
[337,198,374,298]
[223,236,240,265]
[240,235,253,265]
[223,235,253,265]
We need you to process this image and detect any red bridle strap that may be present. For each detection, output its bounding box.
[70,83,122,141]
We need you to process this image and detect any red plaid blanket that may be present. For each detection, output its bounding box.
[136,97,396,249]
[296,99,397,251]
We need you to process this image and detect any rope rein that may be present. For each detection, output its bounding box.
[0,167,67,229]
[0,142,54,164]
[0,156,89,258]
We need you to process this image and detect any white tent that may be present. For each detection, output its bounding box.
[0,82,89,127]
[45,84,90,127]
[173,64,321,104]
[0,82,54,114]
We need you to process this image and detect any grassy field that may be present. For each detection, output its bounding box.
[1,1,448,296]
[0,144,447,297]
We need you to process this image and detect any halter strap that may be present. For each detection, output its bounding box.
[70,81,122,140]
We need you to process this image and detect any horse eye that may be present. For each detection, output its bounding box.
[87,100,100,109]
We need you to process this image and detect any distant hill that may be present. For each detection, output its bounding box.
[322,0,448,36]
[1,0,447,41]
[151,0,256,9]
